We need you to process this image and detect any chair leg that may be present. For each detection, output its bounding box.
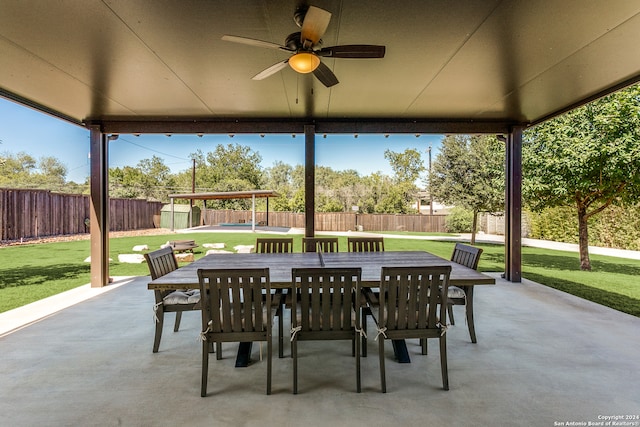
[352,336,356,357]
[267,337,272,395]
[276,290,285,358]
[278,305,284,358]
[379,337,386,393]
[174,311,182,332]
[361,307,369,357]
[201,341,209,397]
[216,342,222,360]
[421,338,428,355]
[447,304,455,325]
[439,336,449,391]
[153,308,164,353]
[464,287,477,343]
[292,339,298,394]
[356,332,361,393]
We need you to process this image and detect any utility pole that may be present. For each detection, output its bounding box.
[428,145,433,215]
[190,158,195,226]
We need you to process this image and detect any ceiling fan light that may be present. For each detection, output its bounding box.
[289,52,320,73]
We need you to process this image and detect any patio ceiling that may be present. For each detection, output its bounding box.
[2,1,640,133]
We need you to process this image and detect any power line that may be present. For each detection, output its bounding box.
[117,137,191,161]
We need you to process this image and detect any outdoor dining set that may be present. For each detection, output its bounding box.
[145,236,494,396]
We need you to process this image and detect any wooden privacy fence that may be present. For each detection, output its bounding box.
[0,188,163,242]
[202,210,448,233]
[0,189,447,242]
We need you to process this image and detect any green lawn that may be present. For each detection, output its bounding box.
[1,232,639,317]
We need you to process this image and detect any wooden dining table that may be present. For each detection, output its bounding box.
[148,251,495,365]
[148,250,495,289]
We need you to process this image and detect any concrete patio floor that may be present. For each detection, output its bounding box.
[1,274,639,427]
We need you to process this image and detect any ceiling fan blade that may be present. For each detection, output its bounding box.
[313,61,339,87]
[252,60,289,80]
[300,6,332,48]
[317,45,386,58]
[222,35,292,52]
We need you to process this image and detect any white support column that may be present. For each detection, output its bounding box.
[251,194,256,232]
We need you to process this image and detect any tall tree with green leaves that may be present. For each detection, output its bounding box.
[177,144,264,210]
[384,148,425,183]
[382,148,425,214]
[430,135,504,244]
[109,155,172,201]
[523,84,640,270]
[0,152,71,191]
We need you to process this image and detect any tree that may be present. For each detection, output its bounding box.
[382,148,425,214]
[32,156,67,190]
[264,161,296,211]
[523,84,640,270]
[384,148,425,183]
[178,144,265,210]
[0,152,71,191]
[109,166,145,199]
[431,135,504,244]
[137,155,174,201]
[0,152,37,187]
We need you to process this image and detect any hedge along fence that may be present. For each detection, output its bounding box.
[202,209,448,233]
[0,188,163,242]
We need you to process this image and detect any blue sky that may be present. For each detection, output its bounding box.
[0,97,442,184]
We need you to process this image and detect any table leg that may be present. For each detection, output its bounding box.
[392,339,411,363]
[235,342,253,367]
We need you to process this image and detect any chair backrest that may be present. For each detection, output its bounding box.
[379,266,451,332]
[450,243,483,270]
[347,237,384,252]
[144,246,179,280]
[256,238,293,253]
[291,268,362,335]
[197,268,271,337]
[302,237,339,253]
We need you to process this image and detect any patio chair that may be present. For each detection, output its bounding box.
[256,237,294,253]
[255,237,292,358]
[290,267,363,394]
[144,246,200,353]
[302,237,339,253]
[448,243,484,343]
[376,265,452,392]
[347,236,384,252]
[348,236,384,356]
[197,268,273,396]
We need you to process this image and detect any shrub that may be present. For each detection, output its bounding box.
[528,205,640,250]
[445,207,473,233]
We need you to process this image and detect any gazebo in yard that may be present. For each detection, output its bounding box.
[1,1,640,287]
[167,190,280,232]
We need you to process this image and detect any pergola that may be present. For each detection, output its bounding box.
[168,190,280,232]
[1,1,639,287]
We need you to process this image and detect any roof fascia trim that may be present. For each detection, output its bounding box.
[92,118,519,135]
[0,89,84,127]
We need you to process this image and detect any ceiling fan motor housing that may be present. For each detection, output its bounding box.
[285,32,302,50]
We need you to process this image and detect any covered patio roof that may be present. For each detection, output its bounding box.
[2,1,640,286]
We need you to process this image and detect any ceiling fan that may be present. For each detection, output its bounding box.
[221,5,385,87]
